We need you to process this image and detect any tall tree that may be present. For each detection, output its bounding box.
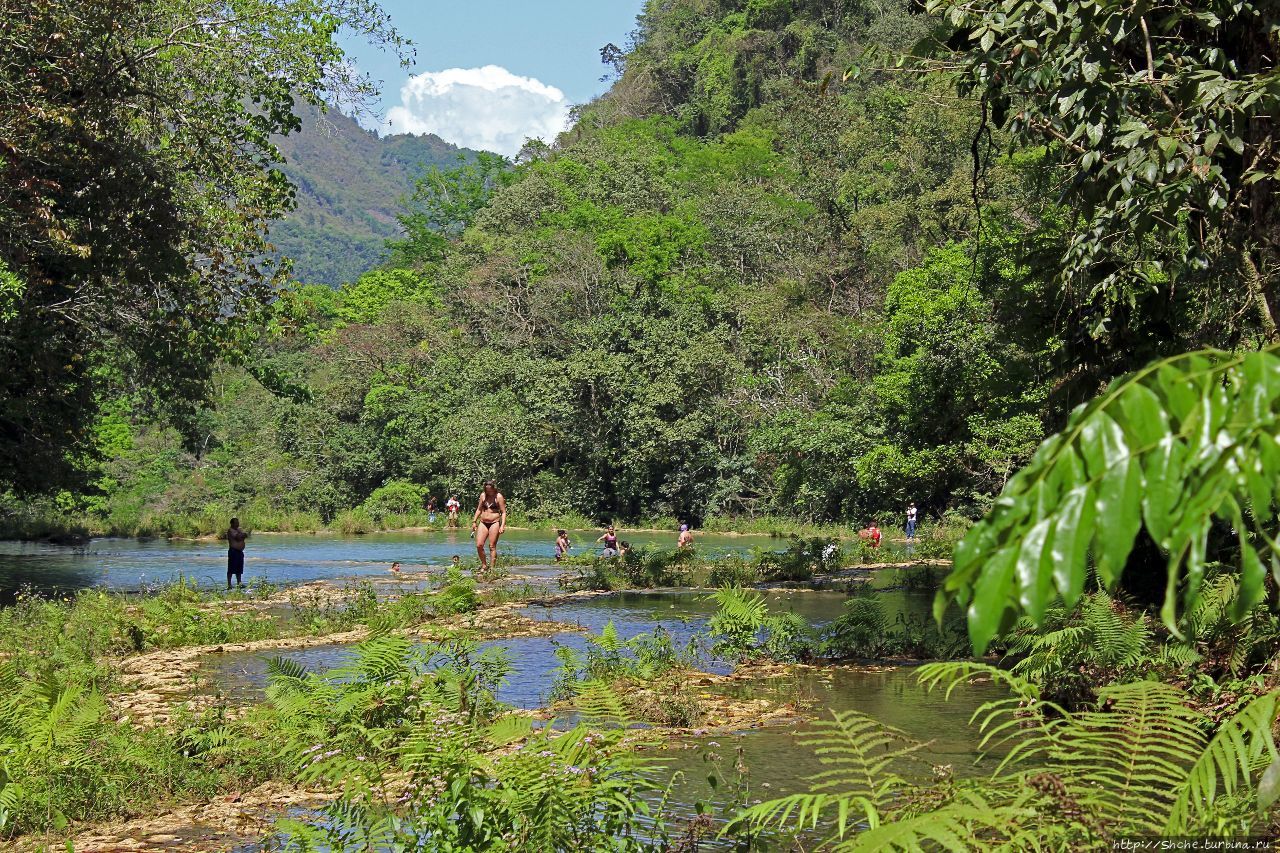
[0,0,406,491]
[923,0,1280,388]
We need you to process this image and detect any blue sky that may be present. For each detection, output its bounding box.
[340,0,646,154]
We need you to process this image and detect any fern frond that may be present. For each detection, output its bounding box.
[917,661,1040,703]
[708,586,769,624]
[1052,680,1205,832]
[571,679,630,729]
[835,789,1048,852]
[729,792,884,838]
[593,620,624,653]
[485,714,534,747]
[265,655,311,684]
[727,710,921,840]
[1166,690,1280,831]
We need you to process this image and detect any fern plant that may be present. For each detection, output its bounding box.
[267,636,676,851]
[730,663,1280,849]
[1000,591,1155,707]
[707,585,815,662]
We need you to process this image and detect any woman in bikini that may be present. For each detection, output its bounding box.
[471,480,507,572]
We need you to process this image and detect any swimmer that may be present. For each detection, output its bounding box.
[390,561,402,573]
[677,523,694,549]
[555,529,572,561]
[471,481,507,572]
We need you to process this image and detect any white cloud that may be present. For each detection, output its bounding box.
[385,65,570,156]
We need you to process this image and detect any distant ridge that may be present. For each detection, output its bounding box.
[271,106,479,286]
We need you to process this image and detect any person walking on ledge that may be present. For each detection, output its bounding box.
[226,517,248,590]
[471,481,507,572]
[905,502,918,540]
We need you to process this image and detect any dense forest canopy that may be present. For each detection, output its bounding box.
[9,0,1277,533]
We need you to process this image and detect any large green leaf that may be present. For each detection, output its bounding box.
[944,345,1280,652]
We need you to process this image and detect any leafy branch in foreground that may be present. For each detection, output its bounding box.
[943,345,1280,652]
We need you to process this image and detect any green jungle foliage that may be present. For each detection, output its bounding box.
[946,345,1280,652]
[39,0,1074,534]
[266,637,676,851]
[562,535,841,590]
[0,0,407,494]
[732,664,1280,848]
[707,584,967,662]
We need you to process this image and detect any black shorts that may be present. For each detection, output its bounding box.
[228,549,245,576]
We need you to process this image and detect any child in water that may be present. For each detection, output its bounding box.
[555,530,572,561]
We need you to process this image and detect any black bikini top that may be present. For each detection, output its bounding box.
[482,496,500,512]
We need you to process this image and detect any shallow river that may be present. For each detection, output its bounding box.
[4,531,971,846]
[0,529,864,597]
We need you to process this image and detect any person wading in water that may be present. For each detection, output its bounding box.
[471,481,507,573]
[598,525,620,557]
[226,517,249,589]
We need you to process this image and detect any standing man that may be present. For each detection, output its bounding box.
[227,517,248,589]
[446,495,461,528]
[906,502,918,540]
[677,524,694,549]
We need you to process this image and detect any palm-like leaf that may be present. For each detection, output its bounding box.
[838,789,1048,852]
[1050,680,1205,832]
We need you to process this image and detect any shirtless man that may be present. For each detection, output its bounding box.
[226,517,249,589]
[677,524,694,549]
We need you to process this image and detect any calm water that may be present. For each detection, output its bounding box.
[0,529,790,597]
[193,589,861,705]
[644,666,1003,844]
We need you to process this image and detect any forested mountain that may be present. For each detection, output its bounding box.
[271,107,474,285]
[50,0,1268,533]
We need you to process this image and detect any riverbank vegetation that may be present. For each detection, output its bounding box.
[7,0,1280,847]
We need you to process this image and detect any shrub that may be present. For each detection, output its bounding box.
[332,508,376,535]
[359,480,426,520]
[706,586,815,662]
[753,536,839,581]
